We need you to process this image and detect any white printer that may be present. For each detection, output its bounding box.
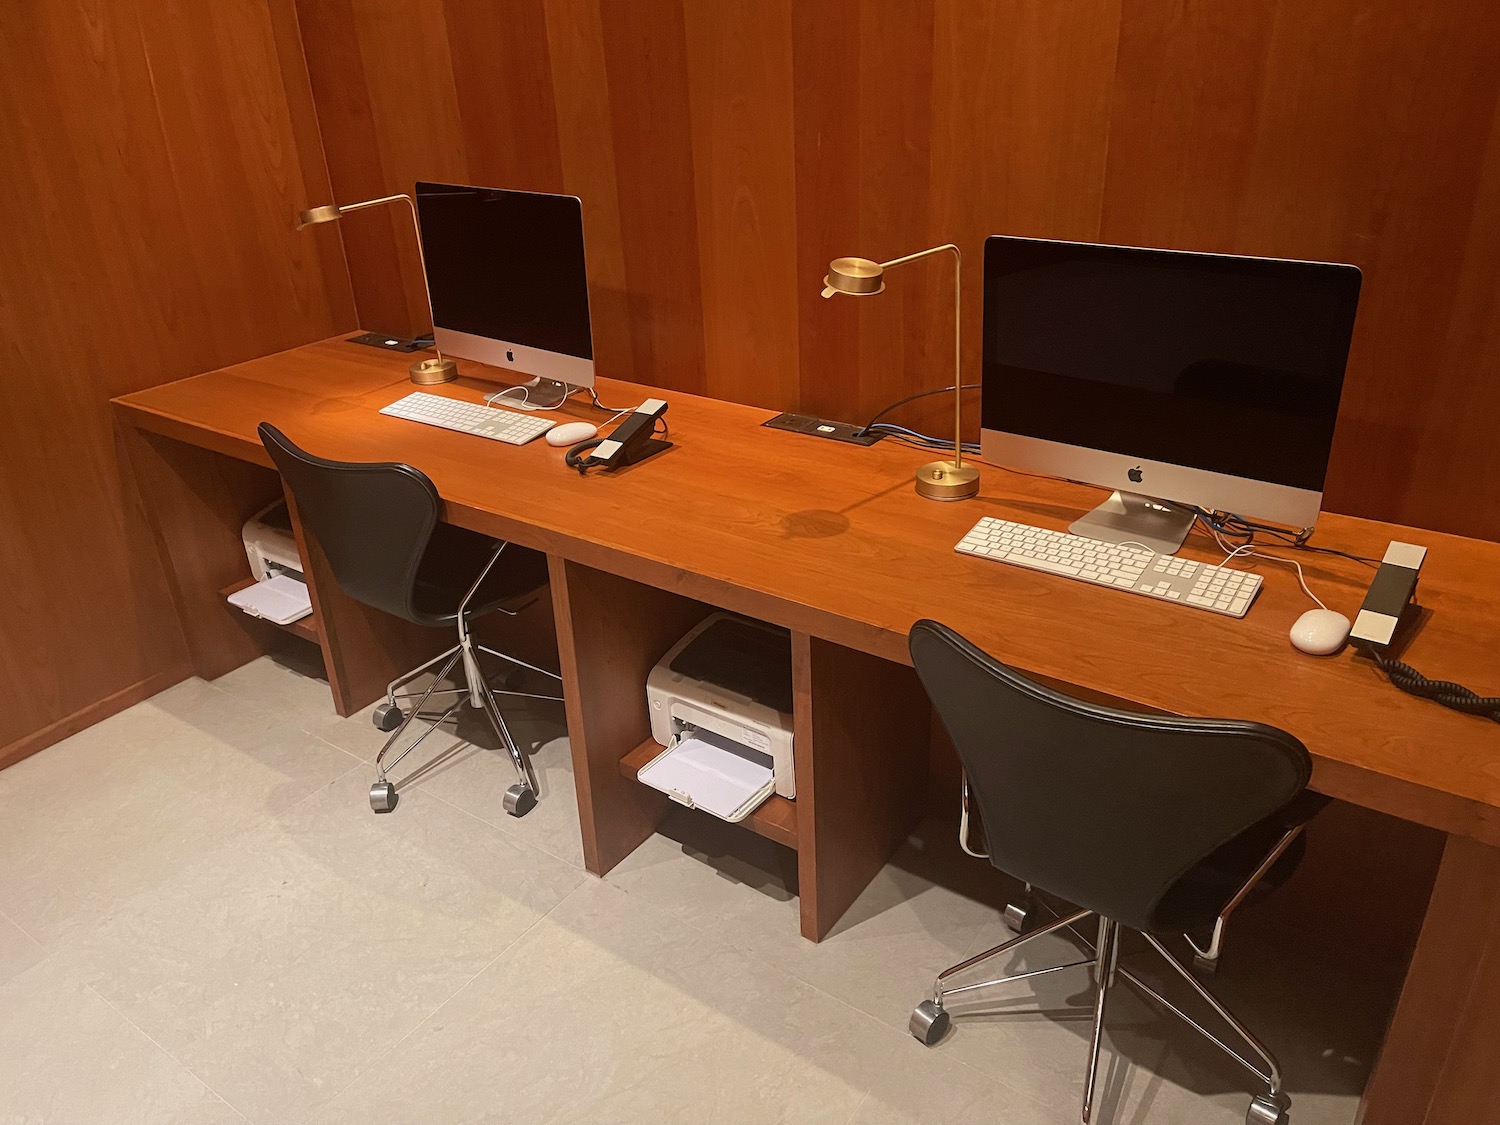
[641,613,796,823]
[228,499,313,626]
[242,499,303,581]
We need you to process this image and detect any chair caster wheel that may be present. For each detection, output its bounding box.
[1003,898,1035,934]
[502,667,526,692]
[369,780,398,813]
[1192,953,1220,976]
[1247,1092,1290,1125]
[372,702,404,732]
[909,1000,950,1046]
[503,783,537,818]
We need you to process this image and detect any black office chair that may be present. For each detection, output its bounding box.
[259,423,562,817]
[907,620,1326,1125]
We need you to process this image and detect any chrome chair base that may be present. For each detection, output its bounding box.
[369,633,563,818]
[909,999,950,1046]
[1248,1092,1291,1125]
[502,782,538,818]
[1184,823,1307,979]
[369,778,398,813]
[911,907,1288,1125]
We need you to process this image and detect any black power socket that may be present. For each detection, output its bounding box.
[347,332,427,353]
[762,412,883,446]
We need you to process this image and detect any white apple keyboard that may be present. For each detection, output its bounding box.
[380,391,555,445]
[956,517,1263,618]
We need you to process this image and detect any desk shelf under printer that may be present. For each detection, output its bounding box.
[621,613,799,849]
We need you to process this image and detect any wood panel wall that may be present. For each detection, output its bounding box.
[0,0,356,767]
[297,0,1500,542]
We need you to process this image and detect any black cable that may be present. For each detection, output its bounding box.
[1192,507,1378,566]
[1374,652,1500,722]
[565,438,606,474]
[858,385,980,436]
[866,422,979,452]
[587,388,635,414]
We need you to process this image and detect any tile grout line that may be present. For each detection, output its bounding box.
[572,877,1036,1117]
[841,1090,873,1125]
[292,878,591,1125]
[36,763,371,982]
[0,901,52,959]
[41,670,1055,1119]
[0,677,365,971]
[659,910,1074,1119]
[416,769,588,873]
[81,979,252,1123]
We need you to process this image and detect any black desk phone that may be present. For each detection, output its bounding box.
[567,398,671,474]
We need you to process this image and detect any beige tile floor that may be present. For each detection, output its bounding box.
[0,652,1403,1125]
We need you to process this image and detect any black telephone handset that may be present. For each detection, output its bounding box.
[566,398,671,474]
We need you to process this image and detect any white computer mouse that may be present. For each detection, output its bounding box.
[1290,609,1352,655]
[546,421,599,447]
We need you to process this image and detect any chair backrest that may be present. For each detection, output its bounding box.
[258,423,439,623]
[909,619,1311,933]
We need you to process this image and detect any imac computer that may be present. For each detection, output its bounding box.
[981,236,1361,553]
[414,181,595,400]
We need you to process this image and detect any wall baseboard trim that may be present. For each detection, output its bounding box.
[0,665,194,772]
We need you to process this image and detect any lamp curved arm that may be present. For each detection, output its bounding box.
[295,193,444,366]
[878,243,959,272]
[879,244,964,469]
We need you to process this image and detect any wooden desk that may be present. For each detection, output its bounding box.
[115,337,1500,1124]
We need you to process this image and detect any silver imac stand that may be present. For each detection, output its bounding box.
[519,376,573,407]
[1070,491,1196,554]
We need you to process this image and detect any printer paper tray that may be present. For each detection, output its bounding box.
[636,732,775,823]
[226,574,313,625]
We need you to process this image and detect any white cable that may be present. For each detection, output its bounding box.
[1213,530,1328,611]
[582,388,668,434]
[485,384,576,412]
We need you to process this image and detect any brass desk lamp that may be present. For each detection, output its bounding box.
[822,245,979,501]
[297,195,457,385]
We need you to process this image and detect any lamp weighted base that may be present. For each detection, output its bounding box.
[408,357,458,385]
[914,460,980,501]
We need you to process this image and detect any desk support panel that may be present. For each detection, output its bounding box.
[123,428,285,680]
[1360,833,1500,1123]
[794,633,930,942]
[550,557,713,874]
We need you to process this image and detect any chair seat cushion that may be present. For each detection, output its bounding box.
[410,524,549,625]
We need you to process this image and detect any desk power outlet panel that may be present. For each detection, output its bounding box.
[762,412,884,446]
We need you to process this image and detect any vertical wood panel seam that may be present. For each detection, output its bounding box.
[275,0,355,315]
[1092,7,1129,240]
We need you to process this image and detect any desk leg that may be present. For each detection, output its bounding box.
[123,427,284,680]
[794,633,929,942]
[1359,833,1500,1123]
[549,557,711,874]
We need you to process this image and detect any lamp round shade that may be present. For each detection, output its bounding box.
[297,204,342,228]
[822,256,885,298]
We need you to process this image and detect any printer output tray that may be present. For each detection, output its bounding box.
[636,729,776,823]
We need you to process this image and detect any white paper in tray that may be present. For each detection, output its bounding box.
[227,575,313,625]
[637,731,775,822]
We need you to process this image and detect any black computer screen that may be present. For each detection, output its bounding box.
[415,182,593,360]
[981,238,1361,492]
